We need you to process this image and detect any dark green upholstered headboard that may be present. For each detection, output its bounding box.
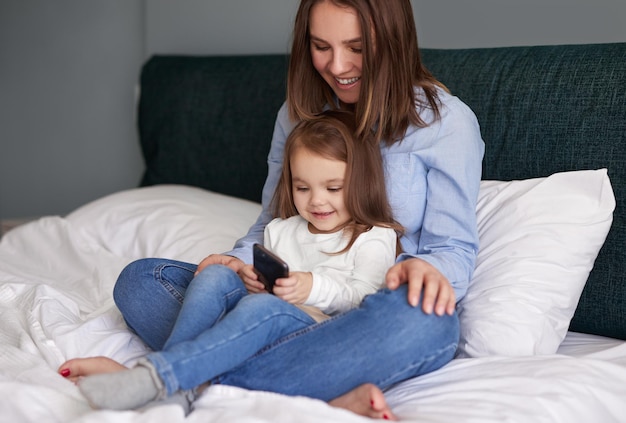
[138,54,289,203]
[421,44,625,182]
[137,43,626,340]
[419,44,626,339]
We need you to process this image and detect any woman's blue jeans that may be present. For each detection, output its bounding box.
[114,258,460,402]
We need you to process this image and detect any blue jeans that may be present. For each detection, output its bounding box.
[118,263,315,395]
[114,258,459,401]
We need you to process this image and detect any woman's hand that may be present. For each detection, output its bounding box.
[385,258,455,316]
[239,264,268,293]
[195,254,245,276]
[274,271,313,305]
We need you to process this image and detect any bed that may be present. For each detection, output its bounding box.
[1,42,626,422]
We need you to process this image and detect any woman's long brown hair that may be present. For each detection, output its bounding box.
[272,110,403,255]
[287,0,446,146]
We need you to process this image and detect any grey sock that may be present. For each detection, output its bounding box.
[78,360,165,410]
[138,388,198,416]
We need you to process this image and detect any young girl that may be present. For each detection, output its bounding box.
[62,0,484,419]
[74,110,402,412]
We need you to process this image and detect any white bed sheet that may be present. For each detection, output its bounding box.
[1,185,625,423]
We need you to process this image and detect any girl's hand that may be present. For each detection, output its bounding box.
[239,264,268,293]
[273,271,313,305]
[195,254,244,276]
[385,258,456,316]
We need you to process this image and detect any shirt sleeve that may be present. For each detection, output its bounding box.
[223,103,293,264]
[396,95,485,301]
[305,227,397,315]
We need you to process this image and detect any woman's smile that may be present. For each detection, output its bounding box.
[309,1,363,104]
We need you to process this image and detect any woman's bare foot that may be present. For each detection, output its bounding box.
[58,356,128,383]
[329,383,397,420]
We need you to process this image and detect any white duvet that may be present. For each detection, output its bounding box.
[1,185,625,423]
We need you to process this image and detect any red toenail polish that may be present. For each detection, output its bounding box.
[60,369,70,377]
[383,414,390,420]
[371,400,375,406]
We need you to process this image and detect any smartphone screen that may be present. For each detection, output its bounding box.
[253,244,289,293]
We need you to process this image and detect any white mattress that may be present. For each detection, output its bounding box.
[1,185,625,423]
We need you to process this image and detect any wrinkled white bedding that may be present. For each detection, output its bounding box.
[1,185,625,423]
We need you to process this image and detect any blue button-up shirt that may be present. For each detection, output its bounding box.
[226,87,485,302]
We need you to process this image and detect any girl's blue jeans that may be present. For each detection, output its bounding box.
[114,258,459,401]
[127,263,316,395]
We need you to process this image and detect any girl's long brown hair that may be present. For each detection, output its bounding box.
[272,110,403,255]
[287,0,446,146]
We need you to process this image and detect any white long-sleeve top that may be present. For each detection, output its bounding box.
[264,215,397,316]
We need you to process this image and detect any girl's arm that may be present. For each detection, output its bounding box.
[304,227,397,315]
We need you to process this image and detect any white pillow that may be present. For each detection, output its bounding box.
[66,185,261,263]
[456,169,615,358]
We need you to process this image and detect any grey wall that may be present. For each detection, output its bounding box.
[413,0,626,48]
[0,1,145,219]
[146,0,299,56]
[145,0,626,54]
[2,0,625,219]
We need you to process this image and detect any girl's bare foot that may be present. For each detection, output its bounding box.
[329,383,397,420]
[58,356,128,383]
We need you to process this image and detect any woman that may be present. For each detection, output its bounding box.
[60,0,484,419]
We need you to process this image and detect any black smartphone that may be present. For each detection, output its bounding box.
[253,243,289,294]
